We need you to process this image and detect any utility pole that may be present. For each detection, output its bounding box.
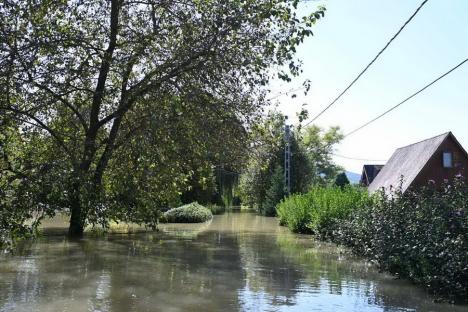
[284,117,291,195]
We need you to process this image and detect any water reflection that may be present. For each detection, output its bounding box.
[0,212,466,312]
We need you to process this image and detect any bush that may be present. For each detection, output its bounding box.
[277,186,371,237]
[163,202,213,223]
[336,180,468,302]
[279,181,468,301]
[276,193,312,233]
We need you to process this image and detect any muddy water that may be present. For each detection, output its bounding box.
[0,212,466,312]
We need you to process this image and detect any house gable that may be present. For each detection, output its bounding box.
[360,164,384,186]
[411,132,468,189]
[368,132,450,194]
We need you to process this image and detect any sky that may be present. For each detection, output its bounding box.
[270,0,468,173]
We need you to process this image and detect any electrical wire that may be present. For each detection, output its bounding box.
[332,153,387,162]
[303,0,429,127]
[344,58,468,138]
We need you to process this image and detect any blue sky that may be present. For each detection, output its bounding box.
[272,0,468,173]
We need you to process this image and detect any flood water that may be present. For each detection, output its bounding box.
[0,211,466,312]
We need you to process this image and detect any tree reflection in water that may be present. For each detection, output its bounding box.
[0,212,466,312]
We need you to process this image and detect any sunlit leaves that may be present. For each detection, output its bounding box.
[1,0,325,238]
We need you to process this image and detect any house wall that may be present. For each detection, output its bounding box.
[411,136,468,189]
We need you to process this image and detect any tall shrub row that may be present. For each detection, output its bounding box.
[277,181,468,302]
[337,181,468,302]
[276,186,371,236]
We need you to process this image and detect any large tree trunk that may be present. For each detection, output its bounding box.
[66,0,121,237]
[68,173,86,237]
[69,201,85,237]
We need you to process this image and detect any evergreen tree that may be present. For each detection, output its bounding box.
[239,112,344,212]
[334,172,350,189]
[262,165,285,216]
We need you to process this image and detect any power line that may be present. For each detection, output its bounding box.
[344,58,468,138]
[322,58,467,164]
[332,153,387,162]
[303,0,429,127]
[324,58,467,160]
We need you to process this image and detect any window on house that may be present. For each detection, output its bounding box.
[443,152,453,168]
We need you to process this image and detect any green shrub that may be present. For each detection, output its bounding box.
[276,193,312,233]
[277,186,371,237]
[336,180,468,302]
[163,202,213,223]
[279,181,468,301]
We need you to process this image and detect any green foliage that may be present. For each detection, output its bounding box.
[261,165,285,216]
[336,180,468,302]
[163,202,213,223]
[334,172,350,189]
[277,186,370,236]
[276,192,312,233]
[239,111,343,214]
[216,167,239,208]
[238,112,284,211]
[0,119,59,248]
[0,0,326,239]
[299,125,344,186]
[278,180,468,301]
[181,167,218,206]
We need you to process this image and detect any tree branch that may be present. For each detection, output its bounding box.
[0,107,74,160]
[89,0,121,130]
[81,0,121,171]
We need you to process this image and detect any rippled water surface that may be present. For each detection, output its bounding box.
[0,212,466,312]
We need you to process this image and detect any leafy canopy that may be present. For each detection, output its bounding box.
[239,111,343,213]
[0,0,326,239]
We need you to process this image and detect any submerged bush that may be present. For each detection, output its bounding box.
[277,186,371,237]
[276,193,312,233]
[337,180,468,302]
[278,180,468,301]
[163,202,213,223]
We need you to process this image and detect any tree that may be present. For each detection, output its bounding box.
[0,118,35,248]
[239,111,343,213]
[300,125,344,186]
[262,165,285,216]
[0,1,326,238]
[334,172,350,189]
[238,111,285,211]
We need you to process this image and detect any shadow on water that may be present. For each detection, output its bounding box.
[0,211,466,312]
